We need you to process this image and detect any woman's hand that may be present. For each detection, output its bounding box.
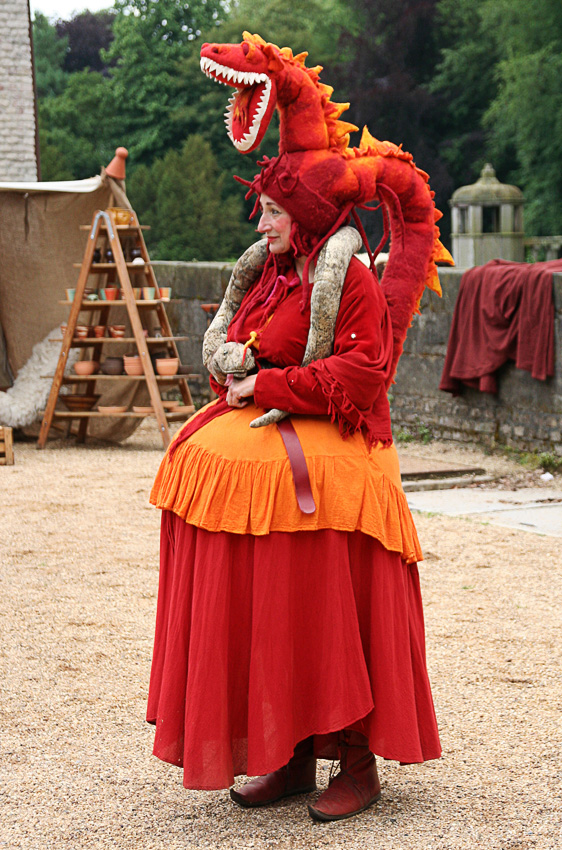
[225,374,257,408]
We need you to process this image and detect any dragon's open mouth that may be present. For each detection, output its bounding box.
[200,56,274,153]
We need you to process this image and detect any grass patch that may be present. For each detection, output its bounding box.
[394,420,434,445]
[495,444,562,473]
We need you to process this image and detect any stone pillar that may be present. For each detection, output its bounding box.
[450,164,524,268]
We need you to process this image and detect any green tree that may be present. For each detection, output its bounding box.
[56,10,116,74]
[429,0,498,189]
[32,12,68,98]
[483,0,562,234]
[316,1,452,242]
[103,0,229,165]
[223,0,354,65]
[39,70,115,179]
[127,135,254,260]
[114,0,228,44]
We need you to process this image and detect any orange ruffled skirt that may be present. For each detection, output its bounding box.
[148,403,441,789]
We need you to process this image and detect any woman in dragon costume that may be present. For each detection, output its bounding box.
[147,32,452,822]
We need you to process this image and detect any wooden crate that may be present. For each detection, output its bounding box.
[0,426,14,465]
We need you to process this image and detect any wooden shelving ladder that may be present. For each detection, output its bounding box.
[38,208,194,449]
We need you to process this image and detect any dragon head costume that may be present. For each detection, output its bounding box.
[198,31,453,428]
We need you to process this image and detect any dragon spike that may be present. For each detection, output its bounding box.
[333,120,359,139]
[309,65,323,76]
[243,31,266,46]
[359,127,378,150]
[433,239,454,266]
[279,47,294,60]
[319,83,334,98]
[425,266,443,297]
[328,101,350,120]
[294,51,308,64]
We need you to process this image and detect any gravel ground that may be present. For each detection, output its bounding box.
[1,425,561,850]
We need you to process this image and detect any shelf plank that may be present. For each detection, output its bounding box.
[49,336,187,344]
[79,224,150,231]
[41,374,198,381]
[49,408,195,419]
[72,262,153,270]
[58,299,174,307]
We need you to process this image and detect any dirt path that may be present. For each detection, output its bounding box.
[1,426,560,849]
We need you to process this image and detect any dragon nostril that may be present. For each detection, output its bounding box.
[242,42,250,56]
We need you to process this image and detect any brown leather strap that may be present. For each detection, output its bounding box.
[277,418,316,514]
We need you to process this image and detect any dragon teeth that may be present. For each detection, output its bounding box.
[200,55,269,87]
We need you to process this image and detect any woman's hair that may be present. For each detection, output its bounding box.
[289,220,318,260]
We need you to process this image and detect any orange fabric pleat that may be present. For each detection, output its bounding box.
[151,403,422,564]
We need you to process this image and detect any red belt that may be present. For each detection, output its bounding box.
[276,418,316,514]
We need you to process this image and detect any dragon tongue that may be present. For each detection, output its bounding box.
[229,78,273,152]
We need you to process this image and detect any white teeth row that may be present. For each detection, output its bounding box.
[221,80,272,152]
[200,56,268,87]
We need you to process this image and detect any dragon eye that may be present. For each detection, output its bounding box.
[242,41,256,59]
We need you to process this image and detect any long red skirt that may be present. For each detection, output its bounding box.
[147,511,441,790]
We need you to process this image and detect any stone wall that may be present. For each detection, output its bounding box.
[391,269,562,454]
[0,1,38,182]
[153,260,562,454]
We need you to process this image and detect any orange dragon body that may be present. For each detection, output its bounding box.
[200,31,453,385]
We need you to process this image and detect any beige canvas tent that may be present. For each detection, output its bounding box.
[0,168,150,439]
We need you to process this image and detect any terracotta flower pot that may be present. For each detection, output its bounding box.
[156,358,179,376]
[101,288,119,301]
[109,324,126,339]
[74,361,99,376]
[124,355,144,376]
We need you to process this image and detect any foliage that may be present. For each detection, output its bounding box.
[394,421,433,444]
[32,0,562,257]
[33,12,68,98]
[127,135,254,261]
[113,0,229,44]
[394,428,414,444]
[56,11,116,74]
[429,0,498,189]
[496,445,562,473]
[537,453,562,473]
[101,0,229,166]
[482,0,562,235]
[38,70,115,179]
[327,1,453,242]
[224,0,355,65]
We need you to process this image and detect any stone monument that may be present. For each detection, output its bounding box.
[450,164,524,268]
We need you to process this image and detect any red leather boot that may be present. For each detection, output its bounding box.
[230,737,317,808]
[308,730,381,822]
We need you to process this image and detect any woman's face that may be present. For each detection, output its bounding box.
[257,193,292,254]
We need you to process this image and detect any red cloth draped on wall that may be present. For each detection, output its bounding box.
[440,259,560,395]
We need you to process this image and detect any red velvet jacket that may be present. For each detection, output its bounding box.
[172,257,394,452]
[251,258,394,445]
